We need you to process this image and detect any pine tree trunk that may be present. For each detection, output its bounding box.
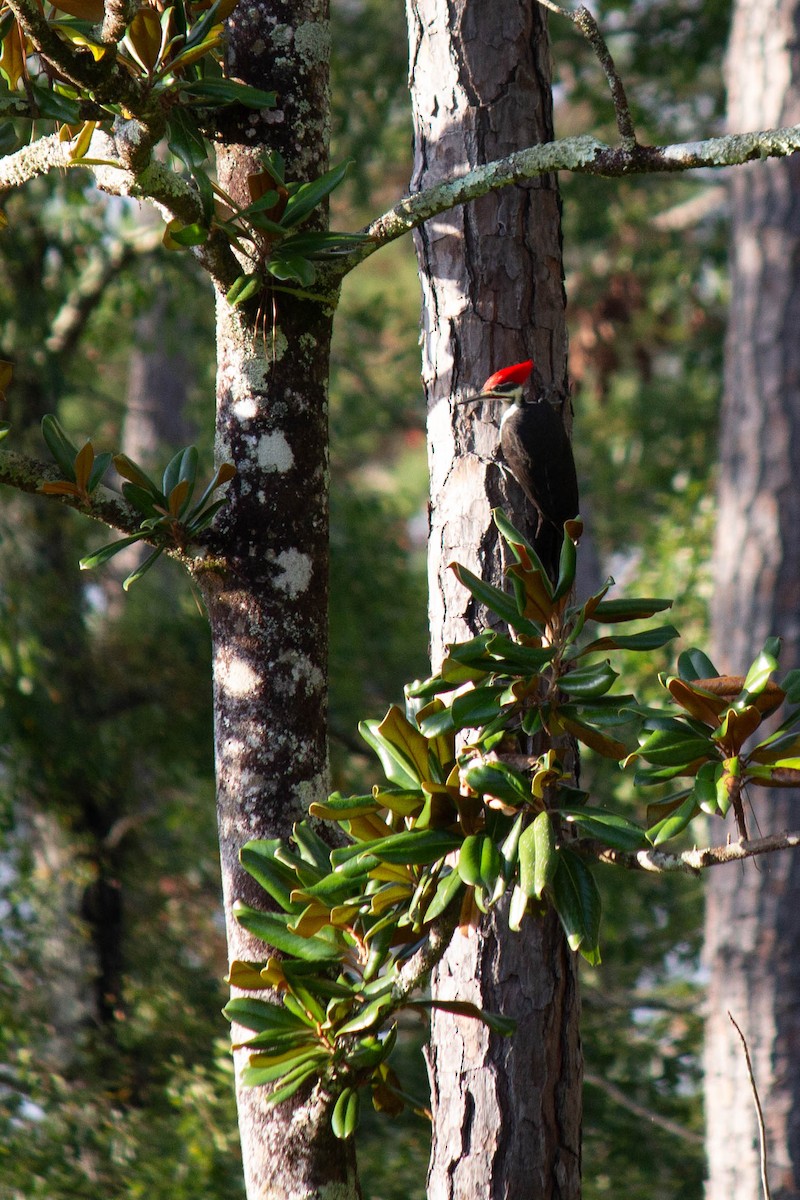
[706,1,800,1196]
[407,2,582,1196]
[194,2,358,1195]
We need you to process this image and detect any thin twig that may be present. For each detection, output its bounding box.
[537,0,637,144]
[728,1012,771,1200]
[584,1070,704,1146]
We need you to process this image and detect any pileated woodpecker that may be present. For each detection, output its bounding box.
[465,359,579,536]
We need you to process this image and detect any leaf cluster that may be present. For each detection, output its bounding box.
[37,414,234,588]
[628,639,800,843]
[226,511,681,1139]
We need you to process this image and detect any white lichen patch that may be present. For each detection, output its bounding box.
[257,430,294,472]
[273,548,312,597]
[233,396,259,420]
[215,652,262,697]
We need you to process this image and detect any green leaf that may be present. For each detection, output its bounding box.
[742,644,780,697]
[28,84,81,122]
[278,230,370,257]
[424,869,463,922]
[162,445,198,501]
[450,562,543,637]
[331,1087,360,1140]
[226,273,263,307]
[258,1059,322,1103]
[579,626,680,654]
[646,793,699,845]
[559,808,645,851]
[635,727,715,767]
[79,533,147,570]
[457,834,483,887]
[462,762,530,807]
[407,999,516,1037]
[233,902,342,961]
[41,414,79,478]
[122,546,164,590]
[168,222,208,246]
[551,849,601,963]
[266,255,317,286]
[114,453,163,498]
[677,647,718,681]
[449,685,508,730]
[589,597,673,624]
[357,705,429,792]
[691,761,722,815]
[167,107,208,170]
[558,660,618,699]
[354,827,461,867]
[183,0,229,49]
[532,811,558,899]
[238,1047,328,1088]
[181,78,277,108]
[87,450,113,492]
[781,669,800,704]
[223,996,311,1034]
[552,528,577,601]
[240,839,304,911]
[279,160,352,229]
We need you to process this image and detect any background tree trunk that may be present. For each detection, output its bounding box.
[706,0,800,1196]
[407,2,582,1196]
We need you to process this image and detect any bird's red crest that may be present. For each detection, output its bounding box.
[481,359,533,393]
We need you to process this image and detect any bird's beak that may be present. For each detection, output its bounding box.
[457,389,491,405]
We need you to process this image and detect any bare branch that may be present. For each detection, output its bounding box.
[584,1070,704,1146]
[728,1013,772,1200]
[47,226,163,361]
[357,125,800,264]
[538,0,636,144]
[594,828,800,874]
[391,905,460,1007]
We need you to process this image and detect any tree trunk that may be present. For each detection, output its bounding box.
[407,2,582,1196]
[195,2,358,1195]
[706,1,800,1196]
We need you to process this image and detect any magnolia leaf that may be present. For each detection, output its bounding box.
[588,597,673,624]
[550,850,602,964]
[407,999,516,1037]
[232,902,343,961]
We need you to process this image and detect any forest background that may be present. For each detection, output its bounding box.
[0,0,735,1196]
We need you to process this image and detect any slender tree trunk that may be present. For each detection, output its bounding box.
[407,2,582,1196]
[706,1,800,1197]
[193,2,358,1195]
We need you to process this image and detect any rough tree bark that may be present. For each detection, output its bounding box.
[406,2,582,1196]
[705,0,800,1197]
[190,2,357,1196]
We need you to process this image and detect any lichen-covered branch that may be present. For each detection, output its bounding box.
[356,124,800,265]
[0,447,154,539]
[596,828,800,875]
